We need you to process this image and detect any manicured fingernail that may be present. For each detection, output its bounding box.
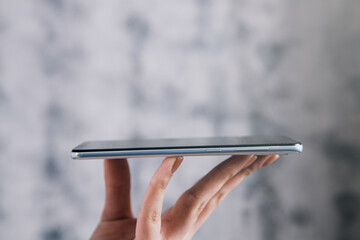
[171,156,183,174]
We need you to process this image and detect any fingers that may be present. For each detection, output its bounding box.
[101,159,133,221]
[136,156,183,240]
[169,155,256,233]
[192,155,279,229]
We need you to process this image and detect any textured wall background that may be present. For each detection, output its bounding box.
[1,0,360,239]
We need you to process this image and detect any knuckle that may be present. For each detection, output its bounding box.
[255,162,263,169]
[182,189,198,205]
[215,193,226,206]
[181,189,206,213]
[150,178,168,191]
[149,209,161,223]
[139,207,161,224]
[214,166,234,181]
[242,168,253,177]
[158,180,168,191]
[214,166,226,175]
[197,200,207,212]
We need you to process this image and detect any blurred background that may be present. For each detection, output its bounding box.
[0,0,360,239]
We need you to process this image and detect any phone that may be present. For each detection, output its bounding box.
[71,136,303,160]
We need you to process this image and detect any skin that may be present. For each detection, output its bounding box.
[91,154,279,240]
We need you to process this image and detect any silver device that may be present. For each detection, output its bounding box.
[71,136,303,160]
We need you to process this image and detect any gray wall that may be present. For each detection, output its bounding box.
[1,0,360,239]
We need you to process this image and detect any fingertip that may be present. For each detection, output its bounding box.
[271,155,280,161]
[263,155,279,167]
[104,158,130,178]
[104,158,128,165]
[171,156,184,174]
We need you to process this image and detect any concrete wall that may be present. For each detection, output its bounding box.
[0,0,359,239]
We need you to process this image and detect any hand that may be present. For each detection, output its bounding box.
[90,154,279,240]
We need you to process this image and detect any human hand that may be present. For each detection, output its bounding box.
[90,154,279,240]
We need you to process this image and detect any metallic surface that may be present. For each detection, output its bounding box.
[71,144,303,159]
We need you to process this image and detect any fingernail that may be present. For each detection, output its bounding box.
[248,155,257,163]
[171,156,183,174]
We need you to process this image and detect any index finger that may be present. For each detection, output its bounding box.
[136,156,183,239]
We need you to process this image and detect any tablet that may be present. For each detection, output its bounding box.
[71,136,303,160]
